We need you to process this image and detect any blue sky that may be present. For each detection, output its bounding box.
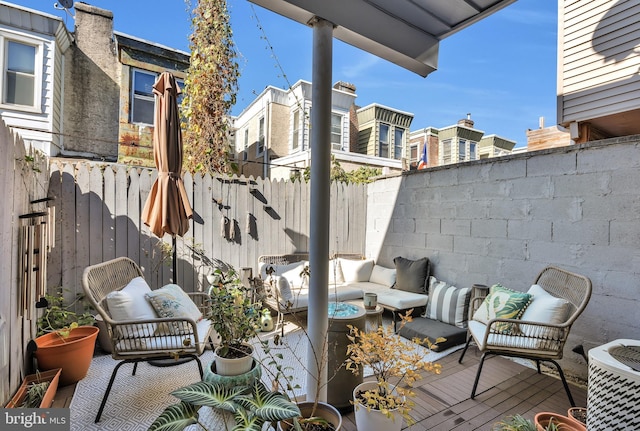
[15,0,558,147]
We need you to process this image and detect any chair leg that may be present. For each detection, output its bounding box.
[536,359,541,374]
[458,336,473,364]
[195,357,204,379]
[547,359,576,407]
[471,352,488,399]
[132,362,138,376]
[95,360,131,423]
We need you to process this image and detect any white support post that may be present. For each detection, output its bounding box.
[306,16,333,403]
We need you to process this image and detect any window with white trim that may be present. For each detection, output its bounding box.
[257,116,265,156]
[469,142,477,161]
[394,128,404,160]
[131,69,184,125]
[459,138,467,161]
[331,113,342,150]
[379,123,389,158]
[1,34,43,111]
[442,139,452,164]
[292,110,300,151]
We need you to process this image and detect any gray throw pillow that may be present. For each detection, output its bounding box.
[392,256,430,293]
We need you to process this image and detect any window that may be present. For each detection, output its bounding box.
[459,139,466,161]
[131,69,184,125]
[292,110,300,151]
[2,36,42,110]
[131,69,156,124]
[257,116,265,156]
[244,129,249,151]
[410,143,418,166]
[394,128,404,160]
[442,139,452,164]
[469,142,477,161]
[331,113,342,150]
[379,123,389,158]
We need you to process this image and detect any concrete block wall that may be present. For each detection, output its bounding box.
[366,135,640,379]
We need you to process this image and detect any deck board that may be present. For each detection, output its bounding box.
[50,341,587,430]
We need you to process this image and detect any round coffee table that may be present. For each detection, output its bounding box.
[346,300,383,333]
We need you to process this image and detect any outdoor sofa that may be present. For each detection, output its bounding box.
[257,253,432,325]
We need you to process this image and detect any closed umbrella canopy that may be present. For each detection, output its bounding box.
[142,71,193,242]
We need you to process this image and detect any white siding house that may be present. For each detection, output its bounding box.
[558,0,640,142]
[0,2,72,156]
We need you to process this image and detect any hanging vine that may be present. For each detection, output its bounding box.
[182,0,239,175]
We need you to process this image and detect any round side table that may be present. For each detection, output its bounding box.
[347,300,383,333]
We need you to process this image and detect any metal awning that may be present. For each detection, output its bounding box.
[246,0,517,404]
[248,0,516,77]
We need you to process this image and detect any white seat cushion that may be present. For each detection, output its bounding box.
[468,320,563,352]
[116,319,213,354]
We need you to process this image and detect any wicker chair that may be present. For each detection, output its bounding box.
[458,266,592,406]
[82,257,215,422]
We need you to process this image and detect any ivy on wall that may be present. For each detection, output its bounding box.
[182,0,239,175]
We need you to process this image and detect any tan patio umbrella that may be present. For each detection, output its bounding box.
[142,71,193,280]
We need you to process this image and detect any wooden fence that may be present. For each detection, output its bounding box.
[46,160,367,305]
[0,122,50,404]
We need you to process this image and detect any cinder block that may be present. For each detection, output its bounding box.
[416,218,441,234]
[508,176,553,199]
[471,219,507,238]
[426,233,453,252]
[526,152,576,177]
[552,220,609,246]
[487,158,527,181]
[582,195,640,221]
[453,236,489,255]
[552,172,611,198]
[610,221,640,247]
[507,220,552,241]
[578,142,640,172]
[487,238,528,260]
[441,219,471,236]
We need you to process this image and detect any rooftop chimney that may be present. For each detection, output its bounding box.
[333,81,356,94]
[458,113,474,128]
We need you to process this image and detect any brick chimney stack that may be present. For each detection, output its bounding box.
[458,113,474,128]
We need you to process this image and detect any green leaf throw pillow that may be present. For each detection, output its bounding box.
[472,284,532,334]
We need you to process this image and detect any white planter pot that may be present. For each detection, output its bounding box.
[214,344,254,376]
[353,381,403,431]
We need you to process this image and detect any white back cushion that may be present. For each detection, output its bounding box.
[520,284,571,336]
[106,276,158,336]
[369,265,396,287]
[339,258,374,283]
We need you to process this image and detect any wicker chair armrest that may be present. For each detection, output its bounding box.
[480,317,570,351]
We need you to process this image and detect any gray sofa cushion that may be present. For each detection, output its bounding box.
[393,256,430,293]
[398,317,468,352]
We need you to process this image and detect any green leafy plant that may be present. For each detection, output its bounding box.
[207,267,262,358]
[20,376,50,408]
[149,380,300,431]
[493,415,537,431]
[37,291,95,337]
[345,311,443,424]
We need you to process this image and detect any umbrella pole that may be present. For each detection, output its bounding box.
[172,236,177,283]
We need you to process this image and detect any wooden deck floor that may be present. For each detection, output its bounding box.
[52,343,586,430]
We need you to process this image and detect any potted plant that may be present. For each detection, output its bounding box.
[148,380,301,431]
[207,266,263,376]
[33,291,98,386]
[344,311,443,431]
[5,368,62,408]
[533,412,587,431]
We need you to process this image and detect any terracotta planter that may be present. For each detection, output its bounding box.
[5,368,62,408]
[534,412,587,431]
[278,401,342,431]
[352,381,403,431]
[213,343,254,376]
[34,325,99,386]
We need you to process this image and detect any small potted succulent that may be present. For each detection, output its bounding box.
[345,311,443,431]
[207,266,263,376]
